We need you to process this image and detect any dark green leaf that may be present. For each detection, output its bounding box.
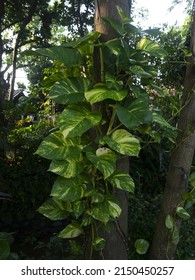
[116,100,152,129]
[143,28,162,37]
[0,232,14,245]
[37,198,70,221]
[131,85,149,99]
[58,222,83,238]
[129,66,152,78]
[91,192,105,203]
[172,226,180,245]
[51,177,85,202]
[134,239,149,254]
[66,31,100,48]
[102,17,124,36]
[73,201,85,219]
[124,23,141,34]
[58,103,102,138]
[152,112,176,130]
[108,171,135,193]
[105,39,123,56]
[0,241,10,260]
[104,129,140,156]
[150,83,164,95]
[86,148,116,179]
[32,47,83,66]
[93,237,106,251]
[50,77,90,105]
[90,202,110,224]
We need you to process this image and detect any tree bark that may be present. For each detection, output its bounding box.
[93,0,131,260]
[149,5,195,260]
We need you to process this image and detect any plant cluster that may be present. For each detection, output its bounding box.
[34,8,176,258]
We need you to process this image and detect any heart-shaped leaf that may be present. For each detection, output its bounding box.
[37,198,71,221]
[58,222,83,238]
[134,239,149,255]
[108,171,135,193]
[58,103,101,138]
[176,207,190,220]
[51,177,85,202]
[85,84,127,104]
[50,77,90,104]
[48,160,84,178]
[104,129,140,156]
[35,131,82,161]
[86,148,116,179]
[116,100,152,129]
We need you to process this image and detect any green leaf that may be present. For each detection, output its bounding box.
[131,85,148,99]
[116,6,132,25]
[35,131,82,161]
[124,23,141,34]
[66,31,100,48]
[93,237,106,251]
[176,207,190,220]
[116,100,152,129]
[129,66,152,78]
[172,226,180,245]
[152,112,176,130]
[86,148,116,179]
[51,177,85,202]
[73,201,85,219]
[104,129,140,156]
[58,103,102,138]
[37,198,70,221]
[81,215,92,227]
[134,239,149,255]
[91,192,105,203]
[58,222,83,238]
[0,232,14,245]
[32,47,83,66]
[150,83,164,95]
[108,171,135,193]
[165,214,174,230]
[85,84,127,104]
[107,200,121,218]
[105,39,123,56]
[102,17,124,36]
[48,160,84,178]
[0,240,10,260]
[143,28,161,37]
[50,77,90,105]
[90,202,110,224]
[137,38,167,58]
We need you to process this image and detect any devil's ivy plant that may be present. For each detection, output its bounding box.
[33,8,175,257]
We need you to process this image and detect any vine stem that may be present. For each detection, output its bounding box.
[99,46,105,83]
[106,106,117,135]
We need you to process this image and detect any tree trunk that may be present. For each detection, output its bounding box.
[149,5,195,260]
[7,38,19,101]
[7,0,38,100]
[93,0,131,260]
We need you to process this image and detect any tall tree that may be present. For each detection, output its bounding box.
[0,0,54,101]
[149,0,195,259]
